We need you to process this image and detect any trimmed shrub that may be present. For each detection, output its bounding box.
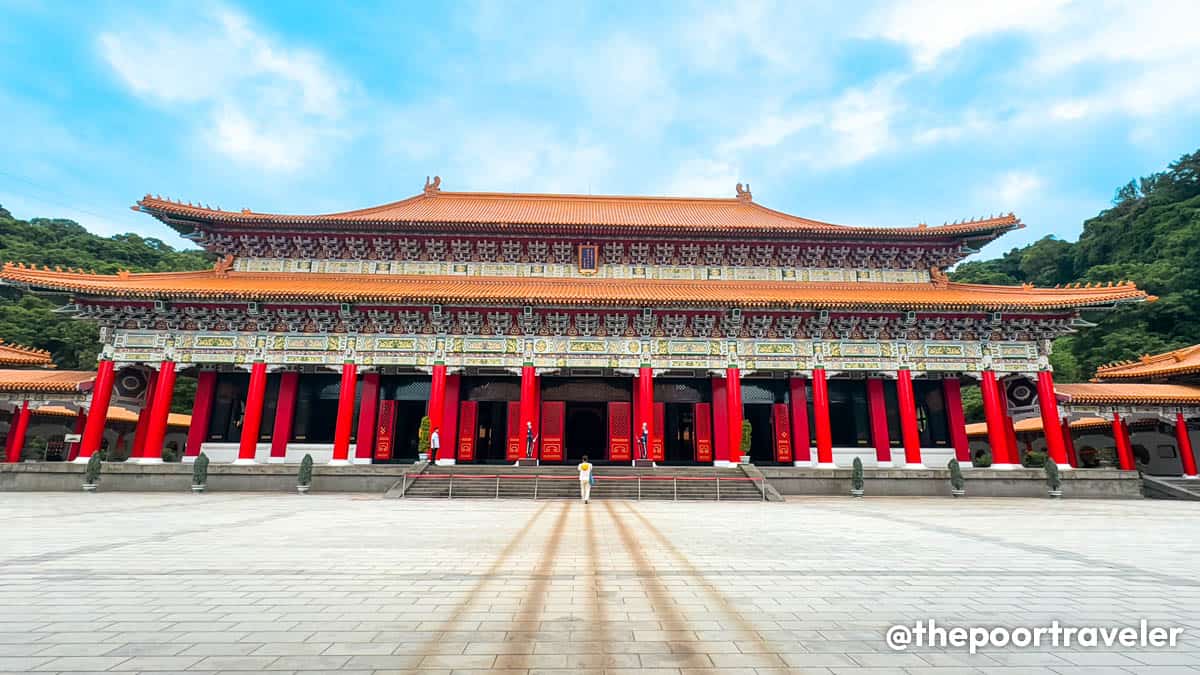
[972,449,993,468]
[851,457,864,492]
[84,453,102,485]
[1044,457,1062,491]
[1022,450,1047,468]
[192,452,209,486]
[417,416,432,457]
[948,458,965,491]
[740,419,752,460]
[298,454,313,487]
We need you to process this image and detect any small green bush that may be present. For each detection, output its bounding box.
[1022,450,1047,468]
[972,449,993,468]
[417,416,432,457]
[1044,458,1062,491]
[192,452,209,485]
[851,457,864,492]
[740,419,752,460]
[298,454,313,486]
[948,458,965,490]
[84,453,102,485]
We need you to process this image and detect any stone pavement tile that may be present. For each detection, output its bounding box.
[242,630,315,643]
[320,641,398,655]
[1130,652,1200,665]
[849,653,930,667]
[780,653,859,667]
[264,654,353,670]
[251,642,333,656]
[637,652,716,668]
[342,654,425,669]
[106,654,204,670]
[978,652,1069,666]
[180,642,262,656]
[1057,651,1145,666]
[0,656,53,670]
[417,653,497,668]
[193,655,281,670]
[33,642,120,656]
[29,655,130,671]
[1039,668,1132,675]
[392,641,469,655]
[103,641,191,656]
[1121,668,1200,675]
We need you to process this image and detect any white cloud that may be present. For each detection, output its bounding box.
[991,170,1044,207]
[98,6,351,172]
[661,159,742,198]
[862,0,1068,69]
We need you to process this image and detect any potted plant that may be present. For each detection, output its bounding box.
[850,457,864,497]
[948,458,965,498]
[1044,457,1062,498]
[740,419,752,464]
[191,452,209,493]
[416,416,432,462]
[82,453,101,492]
[297,454,313,494]
[972,449,993,468]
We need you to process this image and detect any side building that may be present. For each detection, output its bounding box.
[1,180,1149,469]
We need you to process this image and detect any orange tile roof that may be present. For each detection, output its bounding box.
[0,340,54,367]
[1056,383,1200,405]
[33,404,191,427]
[0,369,94,393]
[0,264,1151,311]
[135,189,1022,239]
[1094,344,1200,381]
[965,416,1110,437]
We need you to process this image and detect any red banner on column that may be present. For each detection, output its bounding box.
[772,403,792,464]
[457,401,477,462]
[651,402,665,462]
[694,402,712,463]
[608,401,631,461]
[506,400,522,461]
[374,400,396,461]
[540,401,564,462]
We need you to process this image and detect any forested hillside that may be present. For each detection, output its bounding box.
[953,150,1200,381]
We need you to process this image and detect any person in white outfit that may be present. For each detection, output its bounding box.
[429,427,440,462]
[578,455,593,503]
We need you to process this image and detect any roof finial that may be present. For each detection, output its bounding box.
[735,182,752,202]
[424,175,442,195]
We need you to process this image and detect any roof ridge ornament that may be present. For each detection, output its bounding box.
[735,182,752,202]
[424,175,442,195]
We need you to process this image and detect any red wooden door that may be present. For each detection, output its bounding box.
[375,400,396,461]
[694,402,712,463]
[540,401,565,462]
[457,401,477,462]
[608,402,631,461]
[773,403,792,464]
[506,401,521,461]
[651,402,665,462]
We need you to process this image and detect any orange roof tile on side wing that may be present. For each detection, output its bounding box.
[0,264,1150,312]
[1093,344,1200,381]
[0,340,54,367]
[0,369,95,393]
[1056,383,1200,405]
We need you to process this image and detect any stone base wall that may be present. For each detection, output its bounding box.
[758,467,1142,499]
[0,462,420,493]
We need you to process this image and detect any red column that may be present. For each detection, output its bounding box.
[355,372,380,462]
[138,360,176,463]
[5,401,31,463]
[788,377,811,465]
[76,359,115,463]
[185,370,216,459]
[66,411,87,461]
[866,378,891,466]
[1175,413,1196,478]
[812,367,833,466]
[330,362,357,464]
[638,366,654,458]
[896,369,923,467]
[712,376,729,463]
[441,374,461,461]
[1036,370,1069,468]
[429,364,448,462]
[943,378,971,463]
[725,367,743,463]
[1061,416,1079,468]
[980,371,1014,467]
[270,371,299,461]
[518,364,537,459]
[235,361,267,464]
[129,369,159,459]
[1113,413,1135,470]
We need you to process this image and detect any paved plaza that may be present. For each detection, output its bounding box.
[2,494,1200,674]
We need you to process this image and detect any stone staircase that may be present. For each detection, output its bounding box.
[1142,475,1200,501]
[391,464,768,501]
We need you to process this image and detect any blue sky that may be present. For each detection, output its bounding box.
[1,0,1197,260]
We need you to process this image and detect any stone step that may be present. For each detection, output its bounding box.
[399,474,765,501]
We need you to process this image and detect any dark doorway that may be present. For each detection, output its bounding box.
[387,401,425,461]
[565,402,606,461]
[663,403,696,464]
[475,401,510,463]
[745,404,776,463]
